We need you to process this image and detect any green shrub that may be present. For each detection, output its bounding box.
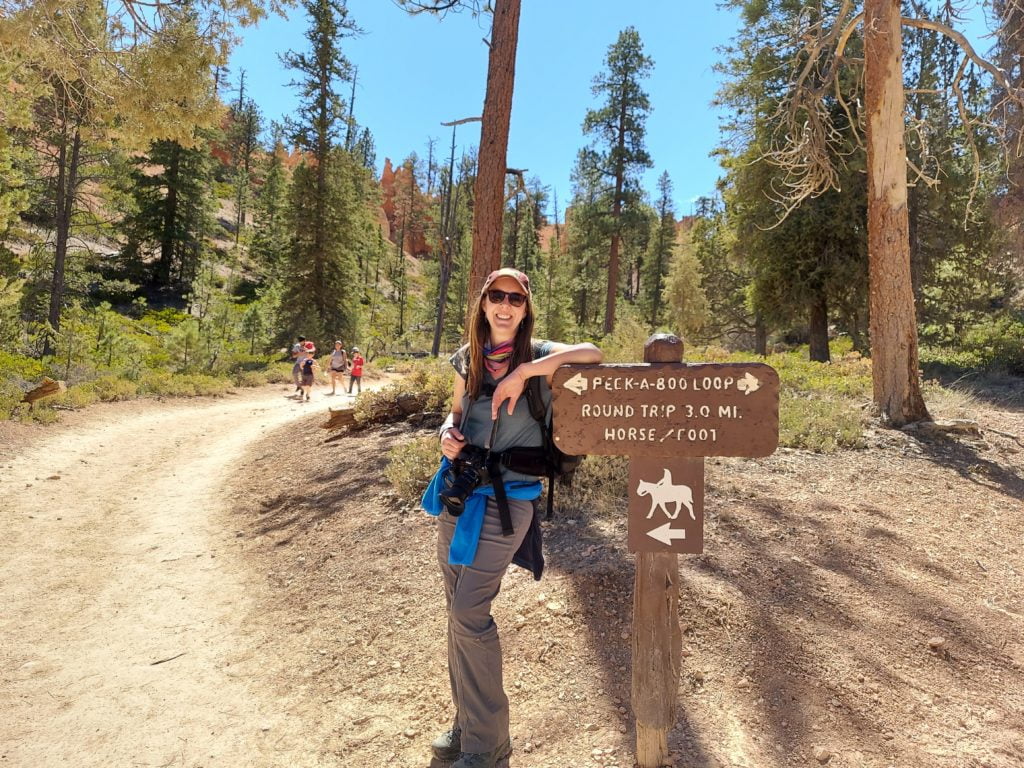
[0,350,44,382]
[51,385,99,410]
[770,348,873,398]
[386,434,441,504]
[779,391,867,451]
[181,373,232,397]
[233,370,270,388]
[224,352,277,373]
[921,316,1024,375]
[89,375,140,402]
[137,371,231,397]
[353,364,453,427]
[599,316,653,363]
[264,362,294,384]
[0,378,26,420]
[560,455,630,519]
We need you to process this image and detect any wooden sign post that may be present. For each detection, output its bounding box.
[551,334,780,768]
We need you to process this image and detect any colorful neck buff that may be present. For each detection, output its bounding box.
[483,340,514,374]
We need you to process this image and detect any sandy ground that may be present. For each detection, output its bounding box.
[0,386,354,768]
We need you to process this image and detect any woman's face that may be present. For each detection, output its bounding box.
[335,342,342,349]
[482,276,529,338]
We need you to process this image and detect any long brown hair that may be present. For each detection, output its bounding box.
[466,288,536,400]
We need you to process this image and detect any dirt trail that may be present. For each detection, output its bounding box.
[4,381,1024,768]
[0,387,345,768]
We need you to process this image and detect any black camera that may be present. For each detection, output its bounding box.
[439,444,491,516]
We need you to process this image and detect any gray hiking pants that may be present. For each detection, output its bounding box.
[437,496,533,754]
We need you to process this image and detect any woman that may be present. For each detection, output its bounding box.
[422,268,602,768]
[328,341,348,395]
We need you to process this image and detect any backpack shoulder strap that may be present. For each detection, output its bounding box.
[523,375,556,519]
[524,375,547,425]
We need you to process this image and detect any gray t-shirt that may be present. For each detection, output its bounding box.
[450,340,554,483]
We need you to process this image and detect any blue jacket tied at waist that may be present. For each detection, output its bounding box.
[422,457,542,566]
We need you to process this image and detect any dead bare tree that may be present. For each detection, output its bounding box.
[763,0,1024,426]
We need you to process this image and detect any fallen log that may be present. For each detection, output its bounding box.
[21,377,66,409]
[322,407,357,431]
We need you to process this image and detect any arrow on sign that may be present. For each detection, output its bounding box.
[646,522,687,545]
[736,371,761,395]
[564,372,589,396]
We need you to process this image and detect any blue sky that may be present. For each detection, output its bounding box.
[230,1,995,220]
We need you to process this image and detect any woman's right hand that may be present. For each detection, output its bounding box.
[440,427,467,461]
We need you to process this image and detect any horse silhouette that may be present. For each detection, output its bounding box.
[636,468,695,520]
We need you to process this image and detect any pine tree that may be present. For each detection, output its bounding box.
[688,196,758,348]
[641,171,675,327]
[4,1,225,352]
[281,148,368,343]
[663,224,707,341]
[121,138,217,289]
[536,188,573,341]
[278,0,364,343]
[566,149,612,336]
[226,74,263,247]
[249,128,292,280]
[582,26,654,334]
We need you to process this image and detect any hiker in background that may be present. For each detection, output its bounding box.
[328,341,348,396]
[348,347,364,395]
[421,268,602,768]
[297,341,321,402]
[291,335,306,391]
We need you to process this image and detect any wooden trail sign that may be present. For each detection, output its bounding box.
[551,362,779,457]
[551,334,780,768]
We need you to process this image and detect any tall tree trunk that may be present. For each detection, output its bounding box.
[508,190,520,267]
[396,219,407,337]
[604,91,629,335]
[432,126,459,357]
[314,72,330,330]
[44,125,81,355]
[864,0,929,425]
[650,209,668,326]
[234,72,247,247]
[467,0,521,314]
[754,315,767,357]
[158,142,182,287]
[345,65,358,151]
[808,290,830,362]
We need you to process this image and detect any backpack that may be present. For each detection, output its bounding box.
[522,374,584,518]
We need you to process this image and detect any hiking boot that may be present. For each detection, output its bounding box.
[451,737,511,768]
[431,727,461,762]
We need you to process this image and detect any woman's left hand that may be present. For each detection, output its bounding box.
[491,364,530,420]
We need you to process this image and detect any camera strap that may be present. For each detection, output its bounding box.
[484,415,515,537]
[457,390,515,537]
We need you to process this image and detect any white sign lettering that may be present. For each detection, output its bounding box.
[636,469,695,520]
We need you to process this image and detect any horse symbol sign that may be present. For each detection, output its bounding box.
[638,469,695,520]
[628,458,704,553]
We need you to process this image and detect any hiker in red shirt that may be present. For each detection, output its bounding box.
[348,347,364,395]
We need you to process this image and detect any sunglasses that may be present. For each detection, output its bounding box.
[486,289,527,307]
